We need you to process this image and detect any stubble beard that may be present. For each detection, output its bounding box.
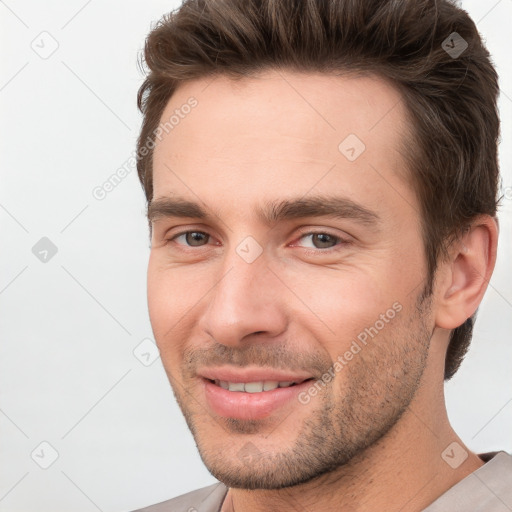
[168,292,433,490]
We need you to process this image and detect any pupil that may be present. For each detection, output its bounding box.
[187,232,207,246]
[314,233,334,248]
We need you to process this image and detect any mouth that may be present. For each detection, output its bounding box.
[205,378,314,393]
[200,373,317,421]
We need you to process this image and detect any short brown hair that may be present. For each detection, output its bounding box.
[136,0,500,380]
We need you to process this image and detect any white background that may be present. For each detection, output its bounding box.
[1,1,511,511]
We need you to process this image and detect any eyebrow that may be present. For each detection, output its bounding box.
[147,195,380,228]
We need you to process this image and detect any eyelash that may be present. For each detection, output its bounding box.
[165,229,349,253]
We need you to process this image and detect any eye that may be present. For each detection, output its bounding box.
[165,229,348,251]
[170,231,211,247]
[294,232,346,250]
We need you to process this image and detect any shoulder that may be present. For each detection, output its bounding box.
[130,482,229,512]
[424,450,512,512]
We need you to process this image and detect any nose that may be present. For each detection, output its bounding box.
[198,247,288,347]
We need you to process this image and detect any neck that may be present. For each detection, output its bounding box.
[220,355,484,511]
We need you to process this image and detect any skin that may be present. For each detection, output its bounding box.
[147,70,498,511]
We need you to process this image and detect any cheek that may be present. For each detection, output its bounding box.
[279,265,392,330]
[273,260,412,365]
[147,256,215,359]
[148,255,194,322]
[147,259,167,333]
[147,258,186,356]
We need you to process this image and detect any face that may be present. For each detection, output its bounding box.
[147,70,434,489]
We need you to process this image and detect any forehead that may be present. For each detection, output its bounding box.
[151,70,414,219]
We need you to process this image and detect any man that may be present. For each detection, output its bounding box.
[132,0,511,510]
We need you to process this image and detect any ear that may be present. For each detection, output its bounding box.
[435,215,499,330]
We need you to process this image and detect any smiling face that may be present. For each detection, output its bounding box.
[147,70,436,489]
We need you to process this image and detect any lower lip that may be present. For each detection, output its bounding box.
[202,378,314,420]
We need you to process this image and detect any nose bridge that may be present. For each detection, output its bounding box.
[200,240,286,345]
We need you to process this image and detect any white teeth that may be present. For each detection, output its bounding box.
[263,380,279,391]
[228,382,245,392]
[213,379,299,392]
[244,382,264,393]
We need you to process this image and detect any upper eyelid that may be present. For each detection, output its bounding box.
[168,228,348,247]
[168,230,213,244]
[160,217,353,237]
[290,231,349,249]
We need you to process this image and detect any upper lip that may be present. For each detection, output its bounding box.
[198,366,315,383]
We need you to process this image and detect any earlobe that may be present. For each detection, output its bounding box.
[435,216,498,330]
